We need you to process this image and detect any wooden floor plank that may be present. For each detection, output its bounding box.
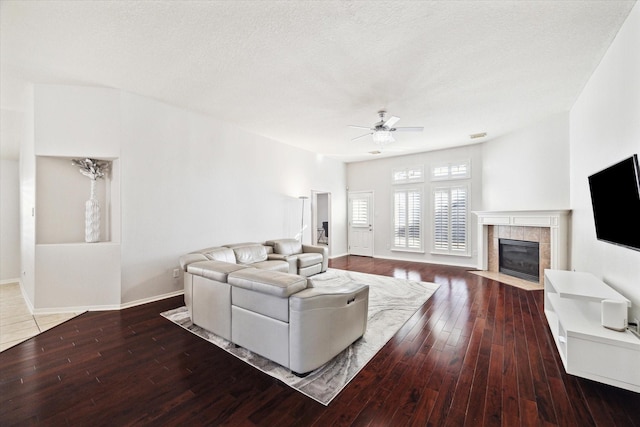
[2,256,639,426]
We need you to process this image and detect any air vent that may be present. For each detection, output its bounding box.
[470,132,487,139]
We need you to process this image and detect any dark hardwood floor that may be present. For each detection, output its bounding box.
[1,256,639,426]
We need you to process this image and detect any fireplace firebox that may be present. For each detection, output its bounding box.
[499,239,540,282]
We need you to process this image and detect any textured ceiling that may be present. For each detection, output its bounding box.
[0,1,635,162]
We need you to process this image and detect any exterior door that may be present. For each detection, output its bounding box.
[348,191,373,256]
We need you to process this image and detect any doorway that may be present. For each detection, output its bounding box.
[311,191,331,252]
[348,191,374,257]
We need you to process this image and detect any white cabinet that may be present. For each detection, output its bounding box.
[544,269,639,393]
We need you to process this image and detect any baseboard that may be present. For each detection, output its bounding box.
[329,252,349,259]
[0,278,21,285]
[31,290,185,315]
[350,254,477,269]
[119,289,184,310]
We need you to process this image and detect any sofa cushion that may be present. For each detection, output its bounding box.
[228,268,307,298]
[187,260,247,283]
[224,242,271,253]
[297,252,323,268]
[250,260,290,273]
[200,247,237,263]
[232,245,268,264]
[268,239,302,256]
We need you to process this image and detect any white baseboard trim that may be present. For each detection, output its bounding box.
[0,278,21,285]
[31,290,185,315]
[335,253,477,269]
[329,252,349,259]
[373,254,477,269]
[119,290,184,310]
[19,281,35,314]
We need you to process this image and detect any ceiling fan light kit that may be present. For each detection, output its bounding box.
[349,110,424,147]
[372,130,394,144]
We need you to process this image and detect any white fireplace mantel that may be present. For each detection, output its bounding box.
[473,210,571,271]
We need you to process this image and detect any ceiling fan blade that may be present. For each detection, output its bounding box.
[348,125,372,130]
[351,132,373,141]
[393,126,424,132]
[383,116,400,128]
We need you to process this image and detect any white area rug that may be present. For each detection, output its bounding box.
[161,268,439,405]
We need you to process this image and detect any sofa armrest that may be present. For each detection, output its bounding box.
[302,244,328,272]
[289,284,369,374]
[268,253,297,274]
[268,253,287,261]
[179,253,209,271]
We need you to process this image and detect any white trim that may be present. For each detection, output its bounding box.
[30,290,184,315]
[20,281,35,314]
[473,209,571,271]
[374,254,477,269]
[329,252,349,259]
[119,290,184,310]
[0,278,21,285]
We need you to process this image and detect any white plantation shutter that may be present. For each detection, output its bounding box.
[451,187,467,251]
[407,190,421,249]
[433,189,449,251]
[433,185,469,255]
[393,188,422,250]
[431,160,470,181]
[392,166,424,184]
[351,198,369,226]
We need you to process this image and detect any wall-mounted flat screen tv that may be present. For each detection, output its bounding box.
[588,154,640,251]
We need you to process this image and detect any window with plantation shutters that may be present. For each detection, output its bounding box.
[431,160,470,181]
[393,188,422,251]
[392,166,424,184]
[433,184,469,255]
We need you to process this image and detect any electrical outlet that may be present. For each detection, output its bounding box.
[172,268,180,279]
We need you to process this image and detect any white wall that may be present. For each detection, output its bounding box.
[347,144,483,268]
[28,85,347,308]
[119,91,347,303]
[481,112,571,211]
[20,85,35,305]
[570,3,640,321]
[1,159,20,281]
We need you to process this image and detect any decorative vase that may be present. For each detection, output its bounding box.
[85,179,100,243]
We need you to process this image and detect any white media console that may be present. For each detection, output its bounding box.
[544,269,640,393]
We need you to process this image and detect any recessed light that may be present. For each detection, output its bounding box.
[470,132,487,139]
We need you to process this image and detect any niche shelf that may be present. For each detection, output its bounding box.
[35,156,120,244]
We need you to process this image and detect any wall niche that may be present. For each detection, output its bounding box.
[36,156,119,244]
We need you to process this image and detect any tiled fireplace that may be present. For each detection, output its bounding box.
[474,210,571,285]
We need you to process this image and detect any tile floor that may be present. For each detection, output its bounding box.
[0,282,83,352]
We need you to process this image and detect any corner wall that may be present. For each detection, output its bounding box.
[481,112,570,212]
[570,3,640,320]
[0,159,20,282]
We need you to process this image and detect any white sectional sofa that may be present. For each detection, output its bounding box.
[180,240,369,375]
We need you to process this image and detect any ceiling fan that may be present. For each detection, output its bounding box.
[349,110,424,145]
